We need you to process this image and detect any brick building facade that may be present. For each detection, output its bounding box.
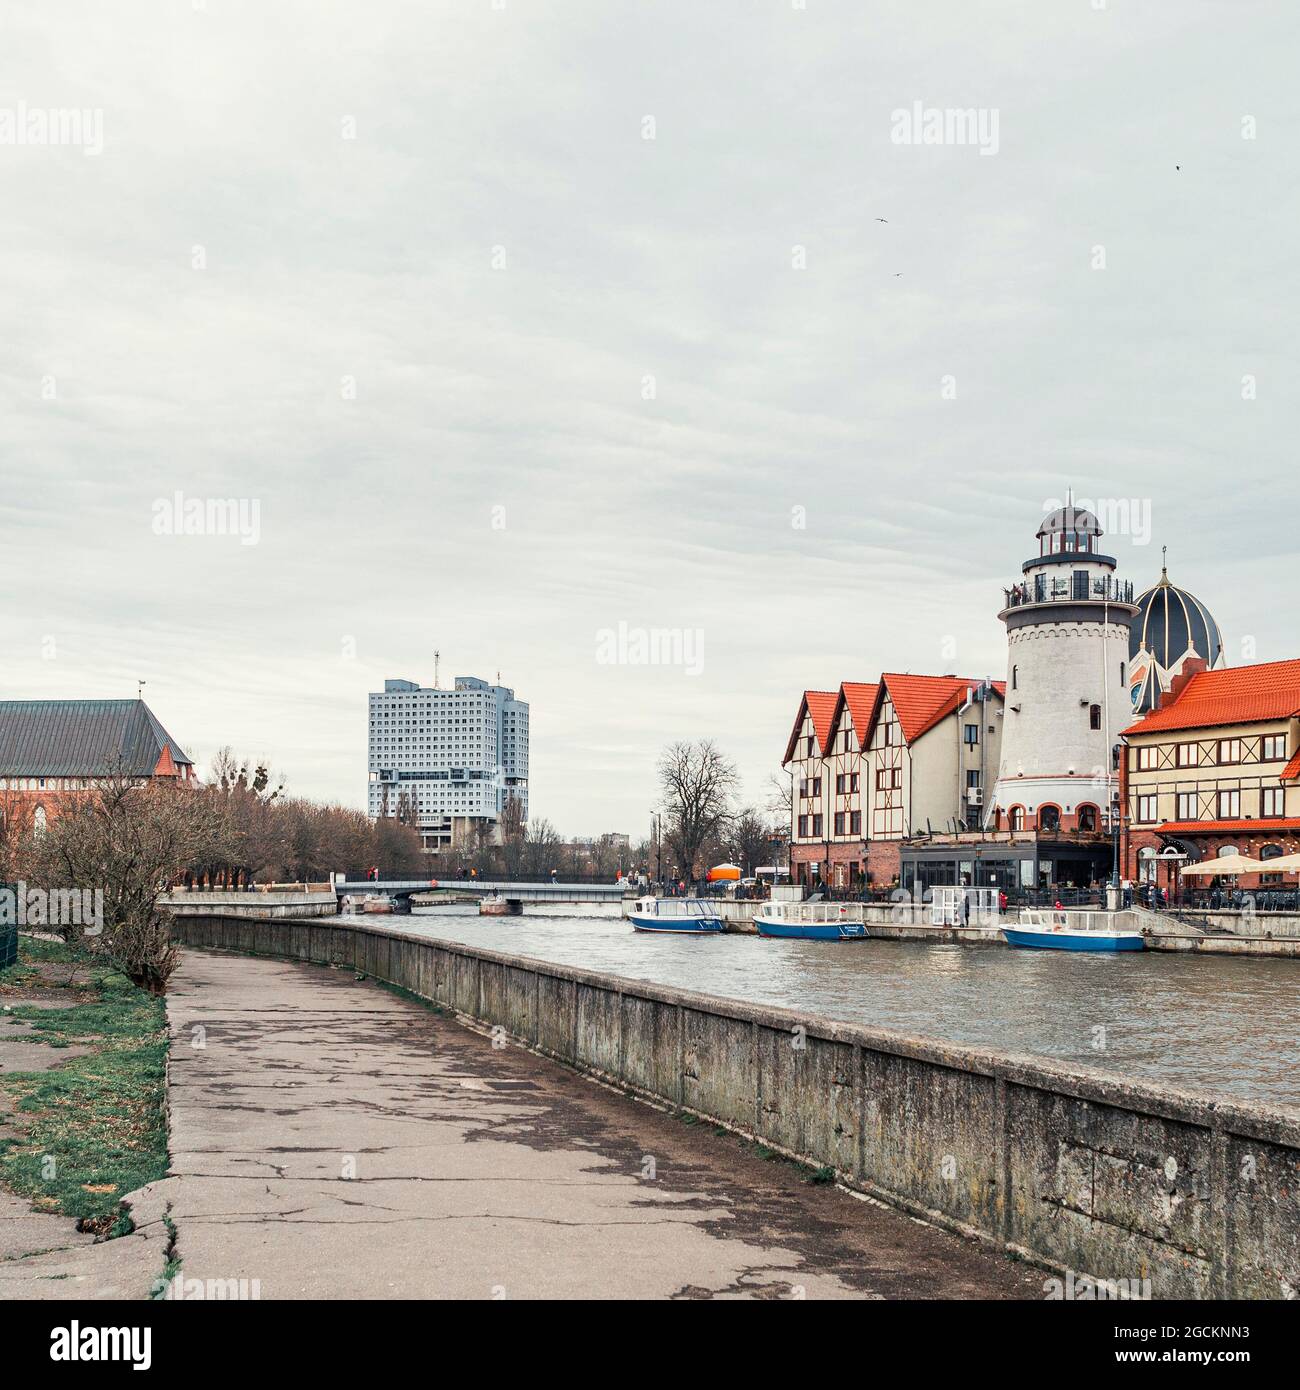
[783,674,1005,890]
[0,699,194,841]
[1121,657,1300,896]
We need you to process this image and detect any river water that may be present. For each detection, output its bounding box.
[354,904,1300,1110]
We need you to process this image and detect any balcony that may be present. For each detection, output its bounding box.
[1002,574,1134,611]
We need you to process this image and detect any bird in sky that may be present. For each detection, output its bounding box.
[875,217,888,223]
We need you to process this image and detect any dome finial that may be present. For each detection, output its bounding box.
[1160,545,1168,582]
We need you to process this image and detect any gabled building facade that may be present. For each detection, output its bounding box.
[784,689,837,879]
[1122,656,1300,893]
[782,675,1004,889]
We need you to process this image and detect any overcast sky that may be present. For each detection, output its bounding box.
[3,1,1297,837]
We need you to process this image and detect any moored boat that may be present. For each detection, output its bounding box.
[479,893,520,917]
[628,896,724,934]
[1001,910,1143,953]
[755,901,868,941]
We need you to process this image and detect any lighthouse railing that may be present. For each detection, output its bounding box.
[1002,577,1134,608]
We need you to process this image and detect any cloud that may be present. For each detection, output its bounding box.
[2,0,1296,835]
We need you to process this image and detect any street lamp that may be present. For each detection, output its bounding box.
[1110,794,1122,891]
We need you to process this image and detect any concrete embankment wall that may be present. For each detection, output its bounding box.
[161,890,338,919]
[173,913,1300,1299]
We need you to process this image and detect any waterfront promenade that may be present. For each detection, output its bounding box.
[145,951,1037,1299]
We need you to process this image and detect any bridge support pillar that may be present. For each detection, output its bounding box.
[479,898,523,917]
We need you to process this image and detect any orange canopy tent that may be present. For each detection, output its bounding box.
[706,863,742,882]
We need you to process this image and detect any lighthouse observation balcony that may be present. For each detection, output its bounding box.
[1002,573,1135,612]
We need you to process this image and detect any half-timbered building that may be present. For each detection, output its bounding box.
[1122,656,1300,893]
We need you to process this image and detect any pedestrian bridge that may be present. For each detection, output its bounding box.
[335,878,629,912]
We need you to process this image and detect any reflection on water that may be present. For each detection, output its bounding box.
[345,904,1300,1109]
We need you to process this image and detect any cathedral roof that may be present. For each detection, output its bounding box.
[1129,554,1225,711]
[0,700,192,778]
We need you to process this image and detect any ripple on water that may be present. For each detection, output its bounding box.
[345,905,1300,1109]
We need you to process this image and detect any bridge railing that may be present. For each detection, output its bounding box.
[335,878,627,896]
[336,871,629,887]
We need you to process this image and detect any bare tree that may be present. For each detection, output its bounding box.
[725,806,776,877]
[18,768,235,993]
[657,740,738,884]
[372,813,426,876]
[199,747,285,885]
[499,793,526,876]
[521,817,562,877]
[766,771,793,823]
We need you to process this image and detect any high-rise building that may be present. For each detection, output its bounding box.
[367,675,528,856]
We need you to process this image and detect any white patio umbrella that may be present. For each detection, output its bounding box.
[1250,851,1300,873]
[1179,852,1267,877]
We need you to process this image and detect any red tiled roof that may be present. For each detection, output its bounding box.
[806,690,838,749]
[878,674,1001,745]
[834,681,880,749]
[782,690,839,764]
[1123,658,1300,736]
[1155,819,1300,836]
[1282,751,1300,782]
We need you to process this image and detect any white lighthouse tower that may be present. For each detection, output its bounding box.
[989,501,1138,837]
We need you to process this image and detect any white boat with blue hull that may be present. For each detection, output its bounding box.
[1001,909,1144,953]
[755,901,869,941]
[628,896,724,934]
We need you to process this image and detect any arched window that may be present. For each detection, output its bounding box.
[1120,661,1126,685]
[1089,704,1102,730]
[33,805,47,833]
[1009,805,1025,831]
[1011,665,1018,690]
[1039,804,1061,832]
[1260,844,1283,860]
[1077,804,1099,833]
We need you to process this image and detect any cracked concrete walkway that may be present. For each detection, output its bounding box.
[135,949,1042,1300]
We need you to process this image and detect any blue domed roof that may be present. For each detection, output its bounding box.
[1129,556,1225,712]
